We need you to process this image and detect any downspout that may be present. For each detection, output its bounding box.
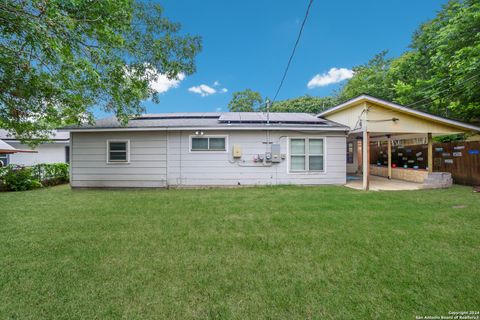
[166,128,169,187]
[179,130,182,186]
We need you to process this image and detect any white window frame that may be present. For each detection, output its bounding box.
[0,153,9,166]
[189,135,228,153]
[287,137,327,174]
[106,139,130,164]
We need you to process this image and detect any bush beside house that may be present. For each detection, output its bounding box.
[0,163,69,191]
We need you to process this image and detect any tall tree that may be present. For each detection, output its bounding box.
[227,89,263,112]
[0,0,201,142]
[266,95,337,113]
[336,51,395,103]
[394,0,480,121]
[337,0,480,122]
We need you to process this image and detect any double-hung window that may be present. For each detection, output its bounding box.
[191,136,226,151]
[107,140,129,163]
[290,138,324,172]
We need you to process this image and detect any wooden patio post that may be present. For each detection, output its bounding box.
[427,133,433,173]
[362,131,370,190]
[387,135,392,179]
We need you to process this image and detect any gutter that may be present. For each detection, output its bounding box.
[61,126,349,133]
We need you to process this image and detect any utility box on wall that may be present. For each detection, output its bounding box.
[271,144,281,163]
[232,144,242,158]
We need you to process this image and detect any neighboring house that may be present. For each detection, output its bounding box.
[64,95,480,189]
[0,138,37,166]
[0,130,70,166]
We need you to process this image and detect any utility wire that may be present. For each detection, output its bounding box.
[411,77,480,115]
[271,0,314,103]
[405,72,479,108]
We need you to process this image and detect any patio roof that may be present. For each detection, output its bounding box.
[318,94,480,134]
[0,139,37,154]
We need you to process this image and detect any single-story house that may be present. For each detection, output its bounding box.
[0,130,70,166]
[64,95,480,189]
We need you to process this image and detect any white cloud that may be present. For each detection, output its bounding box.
[125,64,185,94]
[307,68,354,88]
[188,82,229,97]
[149,72,185,93]
[188,84,217,97]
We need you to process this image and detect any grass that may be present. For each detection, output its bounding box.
[0,185,479,319]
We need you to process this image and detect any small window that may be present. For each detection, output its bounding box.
[346,142,354,164]
[107,140,129,163]
[0,154,9,167]
[191,136,226,151]
[65,146,70,164]
[290,138,324,172]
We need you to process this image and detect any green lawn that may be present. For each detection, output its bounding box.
[1,185,479,319]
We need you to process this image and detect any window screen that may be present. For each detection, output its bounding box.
[191,137,226,151]
[290,138,324,172]
[108,141,128,162]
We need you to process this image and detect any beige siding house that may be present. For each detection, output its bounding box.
[318,95,480,190]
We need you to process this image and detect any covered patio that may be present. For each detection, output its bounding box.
[319,95,480,190]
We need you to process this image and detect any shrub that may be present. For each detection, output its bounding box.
[3,167,42,191]
[32,163,69,183]
[0,163,69,192]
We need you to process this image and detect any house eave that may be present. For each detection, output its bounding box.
[62,126,349,133]
[318,94,480,133]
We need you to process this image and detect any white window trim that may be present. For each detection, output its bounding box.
[189,135,228,153]
[0,154,9,166]
[287,137,327,175]
[106,139,130,164]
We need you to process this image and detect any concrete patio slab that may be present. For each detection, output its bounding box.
[345,175,423,191]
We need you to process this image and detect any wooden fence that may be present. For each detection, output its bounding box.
[371,141,480,186]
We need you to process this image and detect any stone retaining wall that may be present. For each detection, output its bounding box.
[369,165,429,183]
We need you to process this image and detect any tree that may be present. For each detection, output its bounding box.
[337,0,480,122]
[393,0,480,121]
[227,89,263,112]
[336,51,395,103]
[0,0,201,143]
[267,95,337,113]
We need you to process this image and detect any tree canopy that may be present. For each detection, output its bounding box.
[269,95,337,113]
[227,89,263,112]
[0,0,201,142]
[337,0,480,123]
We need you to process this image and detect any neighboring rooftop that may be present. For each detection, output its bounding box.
[0,129,70,141]
[64,112,349,131]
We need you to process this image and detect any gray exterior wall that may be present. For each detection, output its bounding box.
[70,130,346,188]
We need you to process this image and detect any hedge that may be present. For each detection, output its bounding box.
[0,163,69,191]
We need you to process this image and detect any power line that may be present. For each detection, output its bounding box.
[411,77,480,114]
[271,0,314,103]
[406,72,480,108]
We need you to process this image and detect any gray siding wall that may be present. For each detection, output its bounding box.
[70,131,167,187]
[71,130,346,187]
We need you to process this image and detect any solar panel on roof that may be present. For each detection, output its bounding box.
[218,112,326,124]
[134,112,221,120]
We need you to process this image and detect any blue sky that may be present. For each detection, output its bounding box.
[101,0,448,116]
